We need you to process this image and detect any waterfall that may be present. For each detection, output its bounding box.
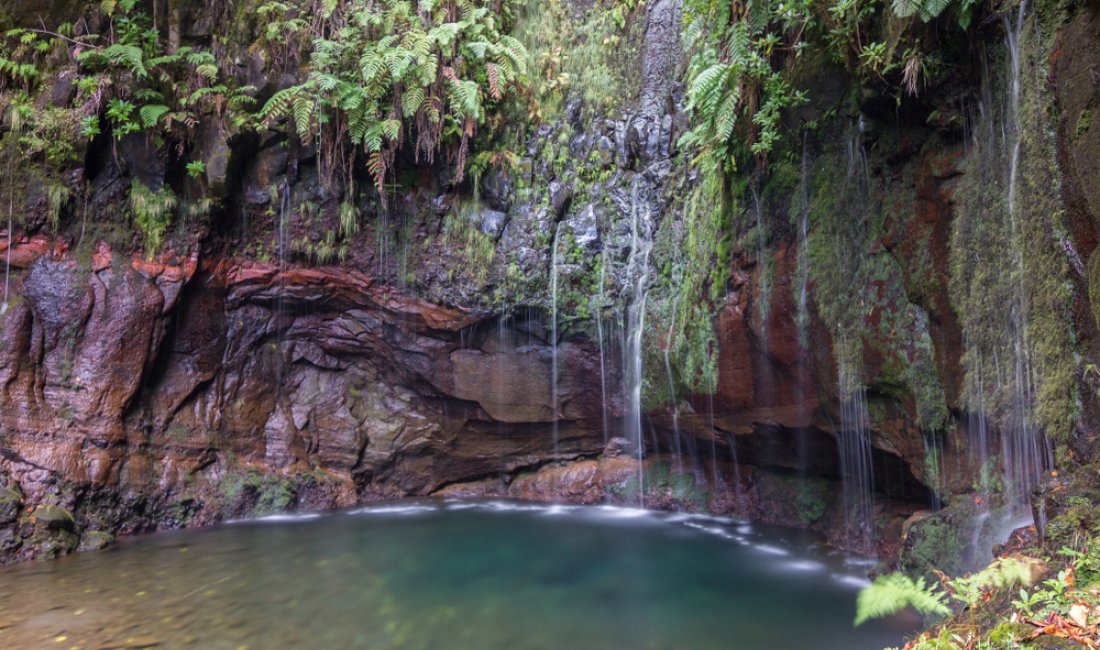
[795,137,811,348]
[624,179,654,505]
[1000,0,1048,506]
[838,358,875,553]
[663,310,683,473]
[597,249,611,445]
[1,151,14,316]
[1005,2,1026,223]
[751,186,769,344]
[273,178,291,383]
[77,187,89,250]
[954,0,1051,507]
[550,221,564,456]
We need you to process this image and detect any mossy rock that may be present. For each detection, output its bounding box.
[0,488,23,524]
[1029,637,1089,649]
[1088,251,1100,331]
[78,530,114,552]
[26,528,79,559]
[901,497,1027,580]
[32,504,75,532]
[1035,480,1100,552]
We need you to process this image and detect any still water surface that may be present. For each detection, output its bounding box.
[0,500,916,649]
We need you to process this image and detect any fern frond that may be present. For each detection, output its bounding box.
[402,86,425,117]
[260,86,300,121]
[855,574,950,626]
[139,104,170,129]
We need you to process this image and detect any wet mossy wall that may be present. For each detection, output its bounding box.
[948,5,1077,444]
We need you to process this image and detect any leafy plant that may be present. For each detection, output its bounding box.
[856,573,951,625]
[857,557,1039,625]
[679,0,981,174]
[259,0,528,204]
[186,160,206,178]
[130,181,177,257]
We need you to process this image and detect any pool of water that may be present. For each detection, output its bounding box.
[0,500,916,649]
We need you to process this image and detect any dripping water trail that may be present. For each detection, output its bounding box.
[751,185,769,346]
[795,136,811,349]
[838,356,875,555]
[624,179,654,507]
[597,251,610,445]
[1,153,12,316]
[1000,0,1049,505]
[663,309,683,474]
[550,221,564,457]
[275,178,291,384]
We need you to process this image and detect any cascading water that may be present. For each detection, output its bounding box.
[831,118,875,552]
[837,357,875,553]
[1,156,12,317]
[624,179,654,505]
[550,221,564,456]
[954,0,1051,510]
[597,251,610,444]
[999,0,1048,506]
[791,138,813,474]
[751,186,769,344]
[795,137,811,348]
[271,178,293,387]
[663,310,683,473]
[77,187,89,249]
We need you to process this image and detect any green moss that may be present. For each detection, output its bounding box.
[218,466,299,517]
[900,514,966,579]
[1089,252,1100,332]
[611,461,710,511]
[793,482,827,525]
[130,181,177,258]
[948,9,1077,444]
[1078,108,1093,138]
[1044,498,1100,551]
[519,0,643,121]
[0,487,23,524]
[667,168,729,395]
[32,504,75,532]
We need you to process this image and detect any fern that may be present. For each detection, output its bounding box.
[892,0,952,21]
[402,86,425,117]
[257,0,525,197]
[130,181,177,258]
[855,574,951,625]
[102,44,148,78]
[947,557,1039,606]
[260,87,300,122]
[139,103,170,129]
[292,96,315,135]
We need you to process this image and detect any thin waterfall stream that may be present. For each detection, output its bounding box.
[624,179,655,505]
[550,220,564,456]
[1,156,11,317]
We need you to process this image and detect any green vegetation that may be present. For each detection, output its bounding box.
[857,556,1036,625]
[863,549,1100,649]
[679,0,979,174]
[1,0,253,152]
[130,181,177,257]
[948,6,1076,442]
[611,461,710,511]
[259,0,528,202]
[856,573,952,625]
[666,169,727,395]
[520,0,644,119]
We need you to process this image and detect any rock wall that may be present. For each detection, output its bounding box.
[0,0,1098,568]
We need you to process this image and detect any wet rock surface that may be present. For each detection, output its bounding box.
[0,0,1098,573]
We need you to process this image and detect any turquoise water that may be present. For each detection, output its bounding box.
[0,500,915,649]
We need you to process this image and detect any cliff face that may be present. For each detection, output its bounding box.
[0,0,1097,566]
